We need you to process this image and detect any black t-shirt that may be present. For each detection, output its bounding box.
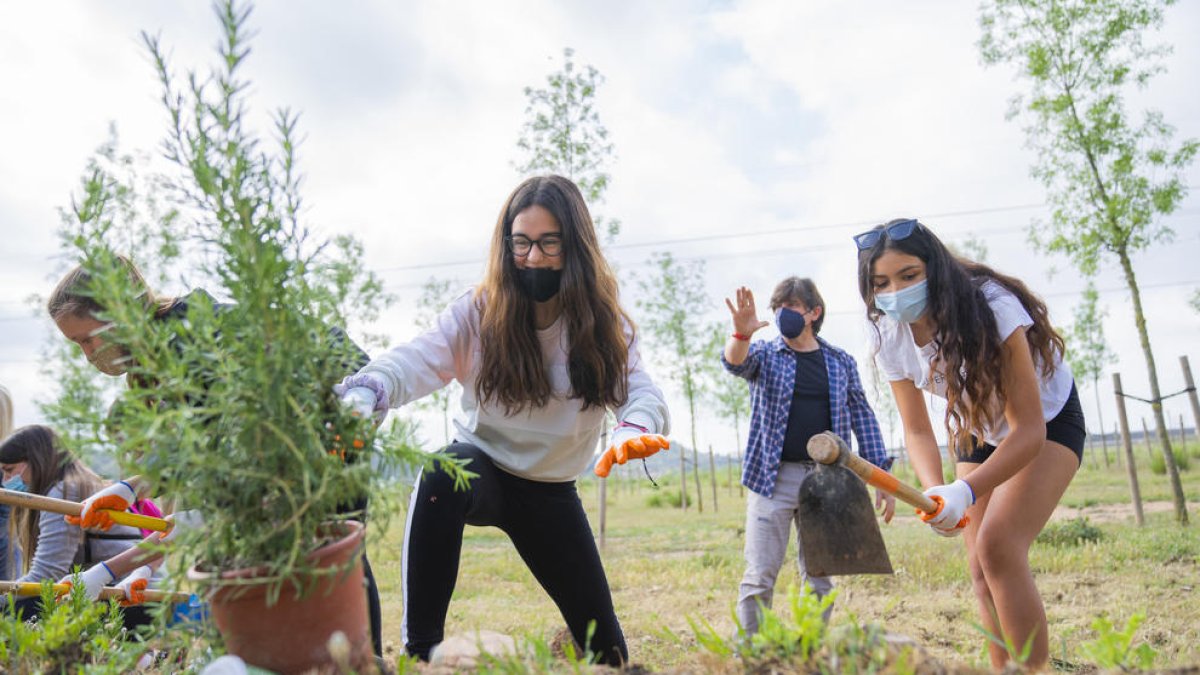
[780,347,831,462]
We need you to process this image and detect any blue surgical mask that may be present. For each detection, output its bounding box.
[3,475,26,492]
[776,307,807,339]
[875,279,929,323]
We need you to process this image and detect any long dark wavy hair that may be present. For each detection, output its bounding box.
[0,425,106,574]
[475,175,632,415]
[858,219,1065,453]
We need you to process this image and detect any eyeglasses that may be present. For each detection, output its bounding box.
[506,234,563,257]
[853,218,921,251]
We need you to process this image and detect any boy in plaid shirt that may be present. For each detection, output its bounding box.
[722,277,894,635]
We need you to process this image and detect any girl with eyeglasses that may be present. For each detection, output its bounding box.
[856,218,1084,670]
[337,175,670,666]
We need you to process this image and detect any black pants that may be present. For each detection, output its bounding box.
[402,443,627,666]
[362,552,382,658]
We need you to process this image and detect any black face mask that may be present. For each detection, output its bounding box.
[516,268,563,303]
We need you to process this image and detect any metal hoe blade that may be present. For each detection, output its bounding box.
[797,464,893,577]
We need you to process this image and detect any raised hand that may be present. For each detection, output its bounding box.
[724,287,769,337]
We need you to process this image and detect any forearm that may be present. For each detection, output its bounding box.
[904,430,944,489]
[724,336,751,365]
[960,425,1043,495]
[122,476,153,500]
[103,536,168,579]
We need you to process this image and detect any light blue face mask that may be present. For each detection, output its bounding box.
[875,279,929,323]
[3,475,26,492]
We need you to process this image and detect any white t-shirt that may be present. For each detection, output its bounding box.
[872,280,1073,445]
[360,289,670,482]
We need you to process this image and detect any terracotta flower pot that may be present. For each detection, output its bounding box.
[188,519,371,674]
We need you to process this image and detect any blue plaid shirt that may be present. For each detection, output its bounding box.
[722,335,891,497]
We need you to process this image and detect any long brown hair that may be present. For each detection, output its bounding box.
[47,254,177,323]
[858,219,1065,454]
[475,175,632,414]
[0,425,106,573]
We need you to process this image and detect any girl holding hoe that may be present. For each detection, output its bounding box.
[856,218,1084,669]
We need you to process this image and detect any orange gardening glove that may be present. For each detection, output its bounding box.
[117,565,154,607]
[594,426,669,478]
[64,481,137,531]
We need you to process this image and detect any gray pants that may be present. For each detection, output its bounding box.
[736,461,833,635]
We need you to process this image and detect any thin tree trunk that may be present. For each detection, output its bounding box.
[1142,418,1154,465]
[1183,356,1200,455]
[1118,250,1188,524]
[708,444,718,513]
[598,429,607,548]
[1113,373,1145,527]
[679,398,689,511]
[688,390,703,514]
[1093,375,1110,468]
[732,414,742,496]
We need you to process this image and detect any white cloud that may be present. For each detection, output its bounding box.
[1,1,1197,456]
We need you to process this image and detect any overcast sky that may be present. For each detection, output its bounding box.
[2,1,1198,456]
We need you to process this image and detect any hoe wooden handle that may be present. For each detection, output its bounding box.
[0,488,171,533]
[0,580,189,604]
[807,432,938,514]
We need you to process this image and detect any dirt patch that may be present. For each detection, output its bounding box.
[1051,500,1200,524]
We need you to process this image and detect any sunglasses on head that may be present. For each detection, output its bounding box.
[853,218,921,251]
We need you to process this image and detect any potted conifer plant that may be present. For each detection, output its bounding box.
[58,2,465,671]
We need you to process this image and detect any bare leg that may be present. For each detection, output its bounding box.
[958,440,1077,670]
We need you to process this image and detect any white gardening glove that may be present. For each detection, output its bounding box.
[65,480,137,531]
[159,510,205,543]
[60,561,116,601]
[920,479,974,537]
[333,374,389,425]
[116,565,155,606]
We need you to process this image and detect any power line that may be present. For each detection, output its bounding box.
[369,198,1200,274]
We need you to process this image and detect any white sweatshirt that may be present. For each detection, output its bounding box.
[360,290,670,481]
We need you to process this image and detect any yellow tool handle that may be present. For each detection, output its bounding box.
[0,580,189,604]
[0,487,171,533]
[807,432,938,513]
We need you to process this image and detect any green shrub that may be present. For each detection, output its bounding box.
[1037,517,1104,547]
[1076,612,1156,671]
[690,584,834,665]
[645,489,689,509]
[1149,447,1190,474]
[0,580,150,673]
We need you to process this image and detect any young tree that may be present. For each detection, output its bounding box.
[708,324,751,457]
[1063,283,1118,467]
[980,0,1196,523]
[636,252,712,511]
[39,130,185,464]
[515,47,620,243]
[412,276,463,447]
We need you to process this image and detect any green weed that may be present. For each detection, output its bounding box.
[1037,517,1104,547]
[1149,448,1191,474]
[0,578,149,673]
[1076,612,1157,671]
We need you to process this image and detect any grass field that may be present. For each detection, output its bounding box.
[368,443,1200,671]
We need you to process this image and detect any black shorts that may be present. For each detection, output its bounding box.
[961,382,1086,465]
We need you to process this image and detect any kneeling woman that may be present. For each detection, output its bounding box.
[0,425,149,622]
[338,175,670,666]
